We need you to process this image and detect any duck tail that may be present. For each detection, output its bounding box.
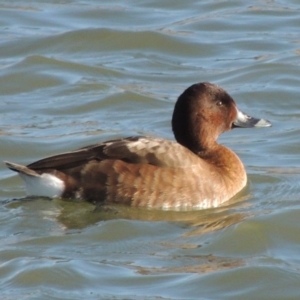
[4,161,40,177]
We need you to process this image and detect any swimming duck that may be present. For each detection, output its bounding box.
[5,82,271,210]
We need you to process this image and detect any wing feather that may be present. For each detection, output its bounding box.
[27,136,200,171]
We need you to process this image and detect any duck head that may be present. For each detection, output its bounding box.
[172,82,271,153]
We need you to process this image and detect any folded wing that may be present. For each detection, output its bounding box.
[27,136,201,171]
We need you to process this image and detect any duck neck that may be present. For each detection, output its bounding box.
[173,120,219,154]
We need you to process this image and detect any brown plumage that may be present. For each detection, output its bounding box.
[5,82,271,210]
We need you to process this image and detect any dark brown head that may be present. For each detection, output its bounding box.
[172,82,271,153]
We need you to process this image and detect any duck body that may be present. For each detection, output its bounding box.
[5,82,271,210]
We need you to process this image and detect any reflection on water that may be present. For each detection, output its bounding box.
[135,253,245,275]
[7,197,246,233]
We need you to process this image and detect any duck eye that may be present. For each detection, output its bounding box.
[216,100,223,107]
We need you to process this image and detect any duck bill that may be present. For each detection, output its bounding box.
[233,109,271,128]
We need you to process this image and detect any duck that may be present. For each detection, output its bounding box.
[5,82,271,210]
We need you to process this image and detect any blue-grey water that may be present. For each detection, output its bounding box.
[1,1,300,299]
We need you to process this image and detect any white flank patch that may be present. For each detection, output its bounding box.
[19,173,65,198]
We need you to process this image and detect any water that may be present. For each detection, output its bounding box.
[0,0,300,299]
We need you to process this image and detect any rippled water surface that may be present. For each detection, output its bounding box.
[1,0,300,299]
